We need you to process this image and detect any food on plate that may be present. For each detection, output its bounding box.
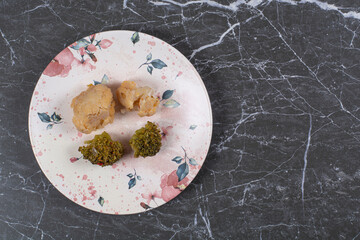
[78,131,124,166]
[71,84,115,134]
[129,121,162,158]
[138,95,159,117]
[116,81,159,117]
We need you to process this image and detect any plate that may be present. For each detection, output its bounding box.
[28,30,212,214]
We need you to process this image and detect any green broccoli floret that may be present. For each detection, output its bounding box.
[78,131,124,166]
[129,121,162,158]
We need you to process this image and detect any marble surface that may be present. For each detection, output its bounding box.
[1,0,360,239]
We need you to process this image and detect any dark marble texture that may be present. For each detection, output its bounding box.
[1,0,360,239]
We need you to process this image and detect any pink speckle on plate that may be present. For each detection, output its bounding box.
[88,186,96,197]
[148,41,155,46]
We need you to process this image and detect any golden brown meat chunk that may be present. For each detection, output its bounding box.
[71,84,115,134]
[116,81,159,117]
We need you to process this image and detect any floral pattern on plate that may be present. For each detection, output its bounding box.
[29,30,212,215]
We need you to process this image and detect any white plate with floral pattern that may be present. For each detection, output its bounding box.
[28,30,212,215]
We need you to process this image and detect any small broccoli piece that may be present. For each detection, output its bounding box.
[78,131,124,166]
[129,121,162,158]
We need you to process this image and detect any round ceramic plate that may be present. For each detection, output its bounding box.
[28,30,212,215]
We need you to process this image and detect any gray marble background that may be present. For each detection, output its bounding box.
[1,0,360,239]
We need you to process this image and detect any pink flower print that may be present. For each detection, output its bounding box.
[43,60,64,77]
[141,190,162,205]
[79,46,97,62]
[79,47,86,56]
[43,48,76,77]
[74,58,96,71]
[160,170,190,202]
[44,35,113,77]
[140,202,151,210]
[70,156,82,163]
[98,39,113,49]
[90,34,96,42]
[160,185,180,202]
[87,44,97,52]
[161,126,173,140]
[88,53,97,62]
